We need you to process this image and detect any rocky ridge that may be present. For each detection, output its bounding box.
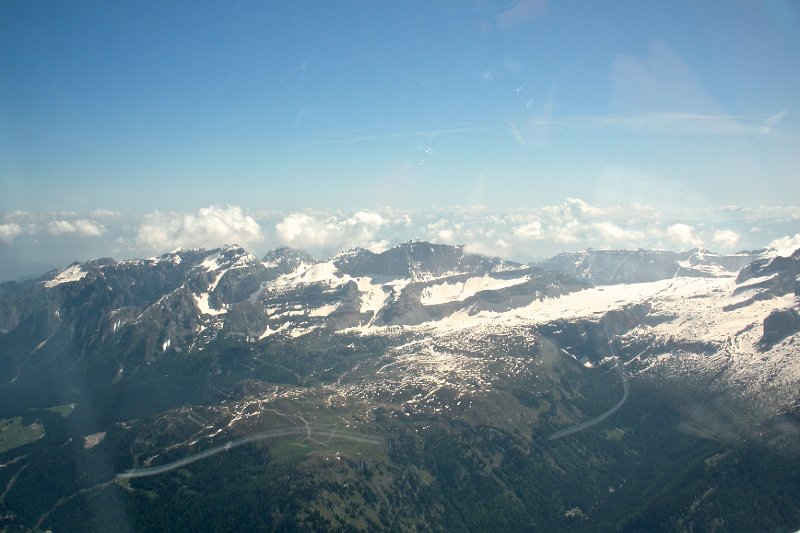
[1,241,798,420]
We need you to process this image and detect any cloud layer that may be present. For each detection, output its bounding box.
[47,219,105,237]
[266,198,799,261]
[0,223,22,246]
[135,206,263,251]
[275,209,411,255]
[1,199,799,282]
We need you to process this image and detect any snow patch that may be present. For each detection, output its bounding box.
[299,262,341,284]
[355,277,389,314]
[44,264,87,288]
[259,322,290,339]
[735,272,779,290]
[384,278,411,300]
[420,275,529,305]
[194,292,226,316]
[200,252,223,272]
[309,303,340,317]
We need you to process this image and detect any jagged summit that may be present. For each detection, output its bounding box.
[332,240,511,280]
[262,246,317,266]
[1,243,797,409]
[536,247,760,285]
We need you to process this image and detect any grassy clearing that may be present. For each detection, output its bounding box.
[603,427,626,441]
[269,433,381,466]
[42,403,76,418]
[0,417,45,454]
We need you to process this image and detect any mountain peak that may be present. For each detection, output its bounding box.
[263,246,317,263]
[332,240,500,280]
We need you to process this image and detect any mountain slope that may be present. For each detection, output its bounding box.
[0,242,798,532]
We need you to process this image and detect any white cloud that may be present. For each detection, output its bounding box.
[712,229,740,249]
[666,223,703,248]
[275,213,334,247]
[425,219,461,243]
[135,205,262,251]
[75,220,105,236]
[726,205,800,224]
[275,209,403,254]
[129,201,800,263]
[89,209,122,218]
[418,198,677,258]
[534,198,608,244]
[47,220,76,236]
[513,221,544,239]
[563,197,606,217]
[594,222,627,241]
[0,223,22,245]
[768,234,800,255]
[47,219,105,237]
[547,220,581,244]
[436,229,455,242]
[464,238,510,258]
[346,210,386,245]
[5,200,798,272]
[593,222,645,243]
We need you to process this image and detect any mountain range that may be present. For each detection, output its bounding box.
[0,241,798,531]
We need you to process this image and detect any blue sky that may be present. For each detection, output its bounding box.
[1,1,799,279]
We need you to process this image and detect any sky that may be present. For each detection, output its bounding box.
[1,1,799,280]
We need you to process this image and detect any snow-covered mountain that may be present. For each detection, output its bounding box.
[2,241,800,532]
[2,241,798,420]
[536,247,760,284]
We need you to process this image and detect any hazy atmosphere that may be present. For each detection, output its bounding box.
[2,4,800,531]
[2,1,799,279]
